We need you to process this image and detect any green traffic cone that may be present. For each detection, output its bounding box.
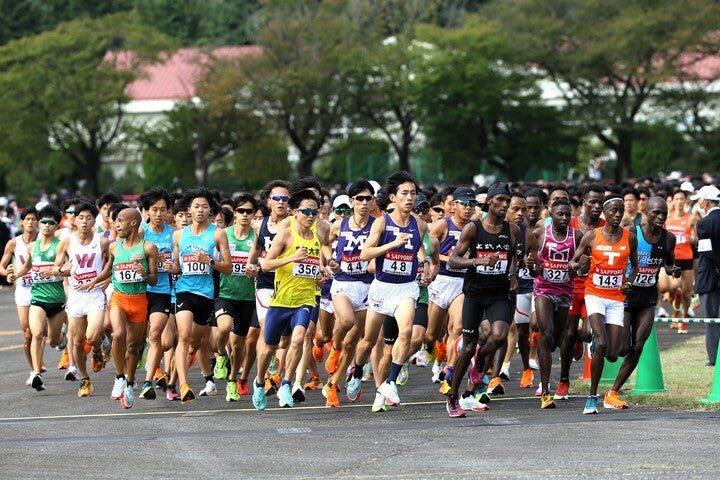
[631,325,667,394]
[698,338,720,404]
[599,356,622,384]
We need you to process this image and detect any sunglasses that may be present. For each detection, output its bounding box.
[639,197,648,201]
[334,207,352,215]
[40,219,58,225]
[413,206,429,215]
[353,195,373,202]
[298,208,319,216]
[432,207,444,214]
[271,195,289,202]
[65,209,75,214]
[235,207,255,214]
[456,200,478,208]
[385,208,395,214]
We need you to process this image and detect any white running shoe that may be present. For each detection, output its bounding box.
[415,352,429,367]
[431,361,443,383]
[199,380,217,396]
[371,391,386,413]
[534,383,542,396]
[25,371,34,386]
[529,357,539,370]
[111,376,127,400]
[121,384,134,409]
[65,365,79,381]
[397,362,409,386]
[459,394,489,412]
[378,381,401,406]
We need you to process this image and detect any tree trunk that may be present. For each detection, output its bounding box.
[613,130,633,183]
[397,141,411,174]
[85,153,101,198]
[296,152,315,178]
[195,149,207,186]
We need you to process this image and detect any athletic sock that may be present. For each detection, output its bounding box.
[387,362,402,383]
[353,363,364,379]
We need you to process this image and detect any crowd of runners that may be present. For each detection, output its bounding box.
[1,171,718,417]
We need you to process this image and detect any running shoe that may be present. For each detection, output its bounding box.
[199,380,217,396]
[528,355,539,370]
[83,341,92,355]
[312,342,325,363]
[121,384,135,409]
[573,340,584,361]
[346,377,362,403]
[438,380,451,395]
[435,340,448,363]
[153,368,164,382]
[583,395,598,415]
[277,383,294,408]
[155,372,169,391]
[140,381,156,400]
[499,364,510,381]
[77,378,93,397]
[468,366,484,386]
[57,351,69,370]
[535,383,542,396]
[91,349,104,373]
[226,381,241,402]
[424,343,437,363]
[475,390,491,404]
[65,365,79,381]
[265,376,279,396]
[136,340,148,370]
[180,382,195,404]
[378,381,400,406]
[292,383,306,403]
[396,362,410,387]
[657,306,669,318]
[57,329,67,351]
[553,380,570,400]
[325,346,341,375]
[530,330,540,348]
[414,353,430,368]
[166,385,180,401]
[111,376,127,400]
[459,394,489,412]
[31,373,45,391]
[213,355,229,380]
[519,368,534,388]
[603,390,629,410]
[237,378,249,396]
[446,394,466,418]
[678,322,688,334]
[268,355,278,375]
[487,377,505,395]
[253,381,267,410]
[102,334,112,359]
[322,383,340,407]
[431,361,443,383]
[361,363,373,382]
[188,352,197,368]
[303,374,322,390]
[371,392,387,413]
[25,371,33,386]
[540,393,556,409]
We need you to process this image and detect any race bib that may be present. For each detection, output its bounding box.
[475,251,508,275]
[231,251,249,276]
[73,270,98,285]
[592,273,622,289]
[518,267,533,280]
[382,251,413,276]
[542,261,569,283]
[114,262,143,283]
[293,257,319,279]
[157,251,172,273]
[30,261,58,284]
[340,253,367,275]
[633,265,658,287]
[182,254,209,276]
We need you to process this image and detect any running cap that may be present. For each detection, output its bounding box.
[453,187,476,203]
[332,195,351,209]
[690,185,720,202]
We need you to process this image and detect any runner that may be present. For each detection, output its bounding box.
[170,188,233,404]
[445,182,520,418]
[568,195,638,415]
[606,197,680,409]
[251,189,324,410]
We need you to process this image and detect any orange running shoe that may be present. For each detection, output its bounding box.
[530,331,540,348]
[519,368,534,388]
[188,352,197,368]
[322,383,340,407]
[325,346,341,375]
[312,342,325,363]
[304,374,322,390]
[83,341,92,355]
[553,380,570,400]
[678,322,688,334]
[57,351,69,370]
[237,378,249,396]
[435,341,448,363]
[487,377,505,395]
[180,382,195,404]
[90,349,104,373]
[153,368,164,382]
[603,390,628,409]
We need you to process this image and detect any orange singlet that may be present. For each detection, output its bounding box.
[665,212,693,261]
[584,227,630,303]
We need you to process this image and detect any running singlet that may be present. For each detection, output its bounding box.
[534,224,576,298]
[515,224,534,295]
[462,220,514,297]
[270,227,321,308]
[584,228,631,302]
[112,239,149,295]
[143,222,173,294]
[629,225,667,291]
[417,232,432,305]
[257,217,279,290]
[665,212,693,261]
[69,233,104,292]
[374,214,422,284]
[176,224,216,298]
[219,226,256,301]
[334,215,374,284]
[438,217,465,278]
[570,216,605,297]
[14,235,32,289]
[30,238,64,303]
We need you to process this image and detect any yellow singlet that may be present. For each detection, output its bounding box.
[270,225,321,308]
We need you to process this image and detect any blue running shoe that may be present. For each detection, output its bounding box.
[583,395,598,415]
[252,380,267,411]
[346,377,362,403]
[277,383,294,408]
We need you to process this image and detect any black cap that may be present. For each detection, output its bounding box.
[486,182,512,198]
[413,192,430,209]
[453,187,475,203]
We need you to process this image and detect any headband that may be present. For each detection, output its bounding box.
[603,197,623,207]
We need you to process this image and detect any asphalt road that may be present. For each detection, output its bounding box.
[0,288,718,480]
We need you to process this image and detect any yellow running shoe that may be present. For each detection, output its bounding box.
[77,378,93,397]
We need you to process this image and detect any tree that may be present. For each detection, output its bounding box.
[487,0,720,181]
[413,18,580,182]
[0,13,172,197]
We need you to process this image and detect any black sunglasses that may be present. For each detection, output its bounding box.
[431,207,444,214]
[235,208,255,214]
[354,195,373,202]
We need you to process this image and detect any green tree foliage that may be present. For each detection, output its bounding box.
[632,123,697,176]
[486,0,720,182]
[0,13,172,198]
[414,18,579,182]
